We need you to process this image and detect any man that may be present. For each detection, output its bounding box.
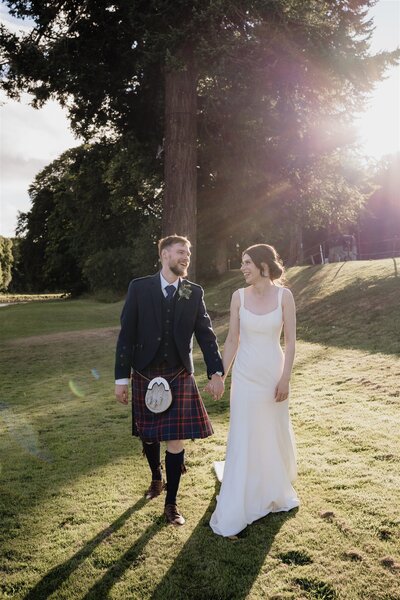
[115,235,224,525]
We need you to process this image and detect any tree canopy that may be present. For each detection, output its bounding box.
[1,1,399,285]
[0,236,13,291]
[15,140,161,293]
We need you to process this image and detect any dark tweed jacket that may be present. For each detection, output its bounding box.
[115,272,223,380]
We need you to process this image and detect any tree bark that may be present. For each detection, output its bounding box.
[163,45,198,277]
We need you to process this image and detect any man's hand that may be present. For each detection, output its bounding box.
[204,374,225,401]
[115,384,129,405]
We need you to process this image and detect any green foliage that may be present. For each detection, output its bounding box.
[2,0,395,141]
[7,237,23,293]
[82,247,135,293]
[14,140,161,293]
[193,2,399,263]
[359,153,400,253]
[82,240,158,294]
[287,152,367,230]
[0,236,13,291]
[2,1,399,277]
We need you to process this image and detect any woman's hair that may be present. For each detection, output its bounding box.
[243,243,285,283]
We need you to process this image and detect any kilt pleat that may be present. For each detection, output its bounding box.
[131,364,213,442]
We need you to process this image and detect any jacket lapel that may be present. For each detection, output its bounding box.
[150,272,162,331]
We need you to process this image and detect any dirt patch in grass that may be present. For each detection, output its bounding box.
[7,327,119,347]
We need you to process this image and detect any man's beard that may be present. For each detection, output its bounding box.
[170,262,188,277]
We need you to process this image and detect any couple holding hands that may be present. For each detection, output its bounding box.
[115,235,299,537]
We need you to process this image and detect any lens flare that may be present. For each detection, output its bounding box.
[68,380,85,398]
[0,402,52,462]
[91,368,100,380]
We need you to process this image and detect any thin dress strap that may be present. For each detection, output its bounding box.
[278,286,284,307]
[238,288,244,307]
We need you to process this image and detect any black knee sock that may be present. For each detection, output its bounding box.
[165,449,185,505]
[142,442,162,481]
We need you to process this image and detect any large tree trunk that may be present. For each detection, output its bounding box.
[163,45,198,277]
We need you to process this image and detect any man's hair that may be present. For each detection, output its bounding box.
[158,235,191,256]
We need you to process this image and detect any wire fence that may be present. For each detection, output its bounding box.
[358,237,400,260]
[303,236,400,264]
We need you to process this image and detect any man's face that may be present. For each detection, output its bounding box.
[162,243,191,277]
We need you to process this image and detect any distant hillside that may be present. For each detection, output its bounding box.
[204,258,400,355]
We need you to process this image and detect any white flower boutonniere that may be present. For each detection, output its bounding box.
[178,283,192,301]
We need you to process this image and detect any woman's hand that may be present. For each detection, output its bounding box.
[275,377,290,402]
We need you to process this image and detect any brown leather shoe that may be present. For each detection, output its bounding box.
[164,503,185,526]
[145,479,165,500]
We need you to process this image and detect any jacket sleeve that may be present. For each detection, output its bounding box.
[115,280,138,380]
[193,287,224,379]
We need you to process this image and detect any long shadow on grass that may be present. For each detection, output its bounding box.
[81,517,165,599]
[71,492,297,600]
[28,490,298,599]
[23,497,149,599]
[296,276,400,355]
[150,489,298,600]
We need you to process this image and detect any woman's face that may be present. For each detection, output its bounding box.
[241,253,263,284]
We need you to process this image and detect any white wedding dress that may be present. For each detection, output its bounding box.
[210,287,299,537]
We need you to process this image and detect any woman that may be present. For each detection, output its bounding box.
[209,243,299,537]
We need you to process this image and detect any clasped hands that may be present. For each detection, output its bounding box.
[204,374,225,401]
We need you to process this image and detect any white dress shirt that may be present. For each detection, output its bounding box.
[115,273,180,385]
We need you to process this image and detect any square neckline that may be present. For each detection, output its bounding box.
[240,286,283,316]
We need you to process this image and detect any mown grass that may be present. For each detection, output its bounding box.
[0,298,121,342]
[0,259,399,600]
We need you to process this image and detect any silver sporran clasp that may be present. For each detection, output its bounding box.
[145,377,173,413]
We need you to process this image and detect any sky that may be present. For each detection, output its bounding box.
[0,1,399,238]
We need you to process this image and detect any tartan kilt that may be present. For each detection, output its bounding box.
[131,364,214,442]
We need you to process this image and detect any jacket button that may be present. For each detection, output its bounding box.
[157,337,161,341]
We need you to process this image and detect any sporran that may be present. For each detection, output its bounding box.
[145,377,173,413]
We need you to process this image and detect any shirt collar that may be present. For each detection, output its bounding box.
[160,272,180,291]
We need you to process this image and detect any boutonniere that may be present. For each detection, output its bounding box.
[178,283,192,301]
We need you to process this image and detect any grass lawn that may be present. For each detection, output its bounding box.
[0,259,399,599]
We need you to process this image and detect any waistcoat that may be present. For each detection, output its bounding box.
[151,291,181,367]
